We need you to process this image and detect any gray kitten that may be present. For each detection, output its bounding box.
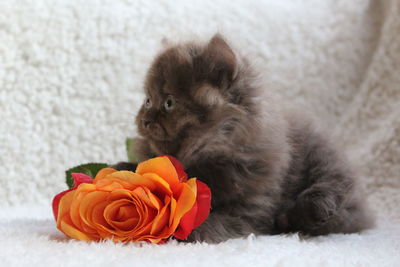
[114,34,373,243]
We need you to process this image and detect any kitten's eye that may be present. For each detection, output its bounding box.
[164,96,175,111]
[145,98,152,109]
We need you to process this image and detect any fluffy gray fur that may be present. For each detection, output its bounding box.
[113,34,373,243]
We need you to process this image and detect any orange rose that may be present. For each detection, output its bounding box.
[52,156,211,243]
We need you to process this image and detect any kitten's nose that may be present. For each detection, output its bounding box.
[142,119,151,127]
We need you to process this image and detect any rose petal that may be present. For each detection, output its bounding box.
[60,215,93,241]
[95,180,124,191]
[129,188,159,236]
[104,199,139,232]
[193,180,211,228]
[174,180,211,240]
[160,155,188,182]
[52,173,93,221]
[78,191,109,228]
[150,196,171,236]
[56,190,95,241]
[133,187,162,210]
[173,201,197,240]
[56,190,76,227]
[169,195,177,223]
[170,178,197,231]
[102,171,170,195]
[72,173,93,187]
[90,200,114,238]
[94,168,118,181]
[118,205,139,221]
[135,157,180,187]
[141,173,172,196]
[52,188,73,221]
[69,184,96,230]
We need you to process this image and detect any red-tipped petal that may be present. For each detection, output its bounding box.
[52,188,74,221]
[72,173,93,187]
[193,180,211,228]
[173,180,211,240]
[161,155,188,182]
[52,173,92,221]
[173,202,198,240]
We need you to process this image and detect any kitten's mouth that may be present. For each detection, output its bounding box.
[146,122,169,141]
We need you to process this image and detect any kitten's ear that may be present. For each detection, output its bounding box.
[161,37,171,47]
[203,34,237,89]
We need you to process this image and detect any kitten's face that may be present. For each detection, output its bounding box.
[136,35,236,144]
[136,88,200,142]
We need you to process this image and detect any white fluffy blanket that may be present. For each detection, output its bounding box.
[1,0,399,266]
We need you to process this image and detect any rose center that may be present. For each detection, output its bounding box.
[117,205,138,222]
[104,200,140,231]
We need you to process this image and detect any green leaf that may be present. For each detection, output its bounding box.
[126,137,138,163]
[65,163,108,189]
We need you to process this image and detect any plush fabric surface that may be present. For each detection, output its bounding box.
[1,205,399,267]
[0,0,399,266]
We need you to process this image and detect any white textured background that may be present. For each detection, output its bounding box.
[0,0,399,266]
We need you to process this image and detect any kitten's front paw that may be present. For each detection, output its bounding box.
[182,220,226,244]
[184,227,214,243]
[110,162,138,171]
[174,229,208,243]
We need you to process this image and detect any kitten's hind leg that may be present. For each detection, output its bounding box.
[280,120,374,235]
[285,183,372,236]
